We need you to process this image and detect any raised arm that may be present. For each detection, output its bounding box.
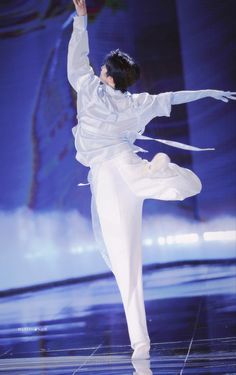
[171,89,236,105]
[67,0,94,91]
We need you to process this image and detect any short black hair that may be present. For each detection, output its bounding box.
[103,49,140,93]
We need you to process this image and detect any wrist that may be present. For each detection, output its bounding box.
[77,10,87,16]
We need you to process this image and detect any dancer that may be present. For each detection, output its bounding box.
[68,0,236,360]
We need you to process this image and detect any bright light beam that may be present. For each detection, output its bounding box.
[203,230,236,242]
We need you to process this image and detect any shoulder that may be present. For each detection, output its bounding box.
[77,73,100,94]
[131,92,151,108]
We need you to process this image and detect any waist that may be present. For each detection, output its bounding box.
[89,147,135,169]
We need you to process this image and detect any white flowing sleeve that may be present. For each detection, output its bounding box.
[132,92,173,131]
[171,89,214,104]
[67,15,94,92]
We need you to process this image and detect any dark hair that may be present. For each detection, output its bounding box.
[103,49,140,93]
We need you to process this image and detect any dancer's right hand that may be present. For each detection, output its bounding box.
[209,90,236,102]
[73,0,87,16]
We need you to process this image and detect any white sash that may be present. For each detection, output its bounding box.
[78,132,215,186]
[136,133,215,152]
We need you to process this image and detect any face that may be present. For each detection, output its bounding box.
[100,65,115,87]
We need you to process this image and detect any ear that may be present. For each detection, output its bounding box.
[107,75,115,88]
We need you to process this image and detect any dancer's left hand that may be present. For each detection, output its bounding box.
[73,0,87,16]
[210,90,236,102]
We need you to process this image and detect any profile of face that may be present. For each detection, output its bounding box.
[100,65,115,88]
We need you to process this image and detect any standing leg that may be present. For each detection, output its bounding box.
[93,161,150,352]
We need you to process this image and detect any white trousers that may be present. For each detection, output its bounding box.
[89,151,202,350]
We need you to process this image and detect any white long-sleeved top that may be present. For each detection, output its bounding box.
[67,15,215,168]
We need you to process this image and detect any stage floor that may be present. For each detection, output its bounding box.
[0,260,235,374]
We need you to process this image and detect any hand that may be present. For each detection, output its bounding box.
[210,90,236,103]
[73,0,87,16]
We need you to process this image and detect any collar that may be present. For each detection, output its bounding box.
[99,82,130,98]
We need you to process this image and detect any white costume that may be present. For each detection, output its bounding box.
[67,14,217,356]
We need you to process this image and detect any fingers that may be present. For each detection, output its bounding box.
[73,0,85,6]
[73,0,80,6]
[225,91,236,95]
[223,92,236,100]
[223,91,236,94]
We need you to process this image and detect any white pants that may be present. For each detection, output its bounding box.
[89,151,201,350]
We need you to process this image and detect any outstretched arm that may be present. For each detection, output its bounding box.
[171,89,236,105]
[133,89,236,133]
[67,0,94,91]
